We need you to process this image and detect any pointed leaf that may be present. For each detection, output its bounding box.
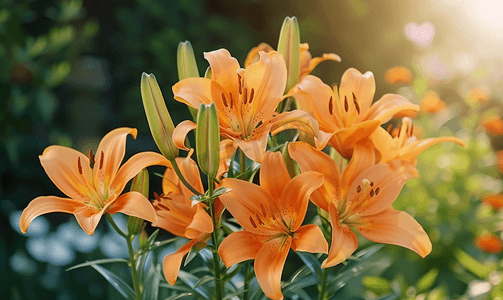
[142,264,161,300]
[65,258,129,271]
[297,252,322,280]
[91,264,136,299]
[177,270,210,299]
[416,269,439,293]
[165,293,193,300]
[193,275,215,288]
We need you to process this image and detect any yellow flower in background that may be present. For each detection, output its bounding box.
[483,194,503,210]
[289,141,431,268]
[385,66,413,85]
[218,152,326,300]
[421,91,446,114]
[288,68,419,158]
[469,87,489,104]
[244,42,340,82]
[172,49,319,162]
[20,128,169,235]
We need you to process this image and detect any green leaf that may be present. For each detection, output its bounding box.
[375,293,400,300]
[416,269,439,293]
[454,249,492,279]
[177,270,210,299]
[91,264,135,299]
[362,276,393,295]
[212,186,232,197]
[193,275,215,288]
[142,265,161,300]
[146,229,160,249]
[65,258,129,271]
[221,264,242,283]
[328,261,391,295]
[165,293,193,300]
[297,251,322,280]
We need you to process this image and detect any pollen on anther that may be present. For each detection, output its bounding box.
[238,74,242,94]
[243,87,248,104]
[370,181,374,187]
[261,203,267,218]
[357,185,361,193]
[77,157,83,174]
[328,96,333,115]
[249,216,257,228]
[370,189,375,197]
[375,187,380,195]
[99,151,104,170]
[344,96,349,112]
[229,93,234,109]
[256,213,265,225]
[89,149,95,169]
[352,92,360,114]
[249,88,255,103]
[221,92,228,107]
[387,124,393,133]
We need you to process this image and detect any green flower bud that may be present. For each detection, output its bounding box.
[140,73,179,160]
[177,40,200,120]
[127,169,149,236]
[177,41,199,80]
[139,227,149,249]
[196,103,220,179]
[277,16,301,92]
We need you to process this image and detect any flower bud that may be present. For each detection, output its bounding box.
[177,41,200,120]
[177,41,199,80]
[127,169,149,235]
[139,226,149,249]
[196,103,220,179]
[277,16,300,92]
[140,73,179,160]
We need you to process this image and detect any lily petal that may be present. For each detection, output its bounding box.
[301,53,341,80]
[111,152,170,193]
[328,120,380,158]
[341,142,375,197]
[39,146,93,200]
[218,231,269,267]
[176,153,205,197]
[244,43,274,68]
[73,203,106,235]
[226,121,273,163]
[255,236,292,300]
[243,51,287,126]
[363,94,419,123]
[339,68,375,123]
[291,224,328,254]
[322,205,358,268]
[280,171,324,231]
[154,194,193,237]
[346,160,417,217]
[269,110,320,139]
[185,204,213,239]
[399,136,466,161]
[106,191,157,225]
[260,151,291,200]
[355,207,432,258]
[19,196,85,233]
[94,127,138,187]
[172,120,197,150]
[162,238,199,285]
[204,49,240,102]
[288,75,342,130]
[172,77,214,108]
[217,139,238,179]
[219,178,278,235]
[370,127,398,163]
[288,141,341,212]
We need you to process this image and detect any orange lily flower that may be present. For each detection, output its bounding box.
[244,42,340,82]
[20,128,169,235]
[384,66,413,85]
[483,194,503,210]
[371,117,465,164]
[481,116,503,135]
[420,91,446,114]
[218,151,327,300]
[172,49,319,162]
[289,141,431,268]
[475,234,502,253]
[288,68,419,157]
[153,152,214,285]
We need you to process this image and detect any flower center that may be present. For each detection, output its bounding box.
[76,149,108,209]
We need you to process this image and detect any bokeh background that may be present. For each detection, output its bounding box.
[3,0,503,299]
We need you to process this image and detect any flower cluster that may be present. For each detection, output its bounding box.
[19,17,466,300]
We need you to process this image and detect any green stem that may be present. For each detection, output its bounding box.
[127,234,142,300]
[107,214,141,300]
[243,262,251,300]
[319,268,328,300]
[169,158,203,196]
[208,177,223,300]
[240,148,246,174]
[106,214,127,239]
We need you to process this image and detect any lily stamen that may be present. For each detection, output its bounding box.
[89,149,95,169]
[99,151,104,170]
[77,157,83,174]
